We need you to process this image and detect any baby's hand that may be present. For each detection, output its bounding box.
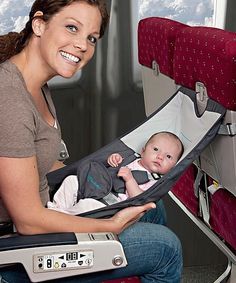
[107,153,123,167]
[118,167,133,182]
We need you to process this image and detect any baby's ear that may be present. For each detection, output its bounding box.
[140,147,145,156]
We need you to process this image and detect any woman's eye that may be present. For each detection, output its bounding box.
[88,35,97,45]
[66,25,77,32]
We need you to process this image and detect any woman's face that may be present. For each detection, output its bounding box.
[36,1,102,78]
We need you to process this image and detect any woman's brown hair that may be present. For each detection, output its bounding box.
[0,0,109,63]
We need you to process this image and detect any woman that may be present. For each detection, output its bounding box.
[0,0,182,282]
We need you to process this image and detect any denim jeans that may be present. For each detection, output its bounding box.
[0,200,183,283]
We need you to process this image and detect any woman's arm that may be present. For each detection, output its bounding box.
[0,156,155,235]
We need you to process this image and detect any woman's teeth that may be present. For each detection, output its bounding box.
[60,51,80,63]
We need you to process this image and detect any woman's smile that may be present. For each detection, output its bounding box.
[59,50,81,64]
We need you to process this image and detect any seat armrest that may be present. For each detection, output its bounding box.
[0,232,127,282]
[0,232,76,251]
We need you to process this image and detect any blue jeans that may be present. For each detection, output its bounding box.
[0,201,182,283]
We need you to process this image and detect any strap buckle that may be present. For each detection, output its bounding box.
[152,60,160,76]
[218,123,236,136]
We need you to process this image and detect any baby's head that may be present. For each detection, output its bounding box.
[139,132,184,175]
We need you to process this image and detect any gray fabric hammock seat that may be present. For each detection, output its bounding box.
[47,86,225,219]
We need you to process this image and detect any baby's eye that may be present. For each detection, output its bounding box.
[166,154,172,159]
[88,35,98,45]
[66,25,77,33]
[153,147,159,151]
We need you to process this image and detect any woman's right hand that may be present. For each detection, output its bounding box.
[109,202,156,234]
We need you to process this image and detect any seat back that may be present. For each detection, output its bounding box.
[138,17,187,116]
[173,25,236,198]
[172,24,236,252]
[138,16,236,254]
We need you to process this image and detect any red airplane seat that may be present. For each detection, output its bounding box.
[138,17,188,116]
[171,165,198,216]
[210,189,236,253]
[173,26,236,110]
[172,25,236,251]
[138,17,187,77]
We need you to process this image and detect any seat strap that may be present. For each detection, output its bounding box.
[102,193,120,205]
[194,168,211,227]
[218,123,236,136]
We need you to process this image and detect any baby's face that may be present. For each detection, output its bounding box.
[139,134,182,174]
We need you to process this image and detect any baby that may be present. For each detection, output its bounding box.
[108,131,184,200]
[48,131,183,213]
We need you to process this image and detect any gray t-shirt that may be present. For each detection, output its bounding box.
[0,60,61,222]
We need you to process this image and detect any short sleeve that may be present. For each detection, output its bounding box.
[0,86,37,157]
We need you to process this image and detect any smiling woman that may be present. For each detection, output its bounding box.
[27,2,102,78]
[0,0,107,87]
[0,0,109,222]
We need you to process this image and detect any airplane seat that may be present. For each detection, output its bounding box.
[172,24,236,251]
[210,188,236,251]
[139,16,236,282]
[138,17,187,116]
[0,232,128,282]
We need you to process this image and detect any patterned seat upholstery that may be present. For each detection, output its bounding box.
[138,17,187,77]
[211,189,236,251]
[171,24,236,252]
[173,26,236,110]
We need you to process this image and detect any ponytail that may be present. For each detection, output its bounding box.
[0,32,21,63]
[0,19,33,64]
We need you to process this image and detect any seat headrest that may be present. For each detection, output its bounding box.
[173,26,236,110]
[138,17,187,78]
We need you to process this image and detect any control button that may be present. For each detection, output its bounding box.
[85,259,92,265]
[78,261,83,265]
[112,256,124,266]
[61,263,66,268]
[38,263,43,269]
[47,259,52,268]
[54,262,59,269]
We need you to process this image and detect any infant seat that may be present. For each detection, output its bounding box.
[47,85,225,220]
[138,16,236,282]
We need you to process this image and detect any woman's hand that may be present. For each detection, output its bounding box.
[110,202,156,234]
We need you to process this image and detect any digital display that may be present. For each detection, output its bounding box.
[66,252,78,261]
